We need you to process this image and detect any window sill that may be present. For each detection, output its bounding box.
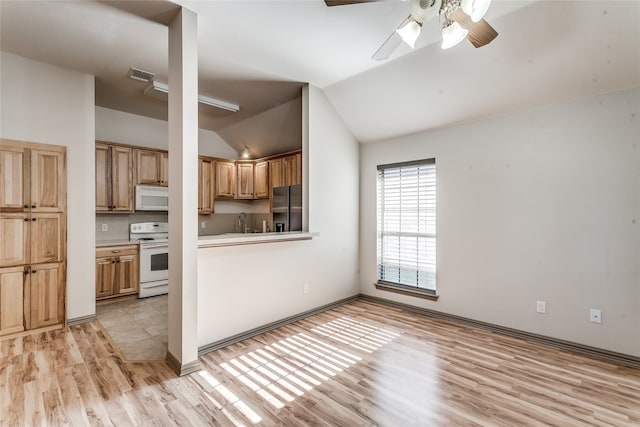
[375,282,439,301]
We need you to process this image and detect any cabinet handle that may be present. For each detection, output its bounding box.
[31,204,36,209]
[24,269,30,275]
[31,269,37,273]
[116,260,120,263]
[24,218,29,222]
[31,218,37,221]
[111,250,121,253]
[24,204,30,209]
[112,260,116,263]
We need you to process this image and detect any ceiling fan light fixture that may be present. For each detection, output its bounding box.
[460,0,492,22]
[441,21,468,49]
[396,20,422,49]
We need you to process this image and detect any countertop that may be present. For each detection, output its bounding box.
[96,240,139,248]
[198,232,318,248]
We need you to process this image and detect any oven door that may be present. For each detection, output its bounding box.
[139,243,168,283]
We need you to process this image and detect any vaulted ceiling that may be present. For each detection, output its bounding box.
[1,1,638,155]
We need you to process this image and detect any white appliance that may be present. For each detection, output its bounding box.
[130,222,168,298]
[135,185,169,211]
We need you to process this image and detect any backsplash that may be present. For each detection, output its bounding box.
[96,212,273,241]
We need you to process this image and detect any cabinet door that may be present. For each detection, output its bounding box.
[0,213,29,267]
[30,149,65,212]
[111,146,134,212]
[95,256,116,299]
[0,266,26,336]
[30,213,62,264]
[160,152,169,187]
[269,158,284,190]
[215,161,236,198]
[236,162,254,199]
[283,154,301,187]
[198,159,213,214]
[0,144,27,210]
[136,150,161,185]
[29,262,64,329]
[254,161,269,199]
[95,144,111,212]
[116,254,139,295]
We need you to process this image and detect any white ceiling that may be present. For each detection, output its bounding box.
[1,0,639,152]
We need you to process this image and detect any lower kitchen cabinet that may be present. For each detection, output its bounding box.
[96,245,139,301]
[28,262,65,330]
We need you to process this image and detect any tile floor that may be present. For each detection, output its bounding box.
[96,294,167,361]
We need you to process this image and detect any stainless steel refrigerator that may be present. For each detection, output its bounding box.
[272,184,302,232]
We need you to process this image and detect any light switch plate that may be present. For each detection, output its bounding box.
[536,301,546,314]
[101,224,108,232]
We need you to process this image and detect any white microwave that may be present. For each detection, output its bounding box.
[135,185,169,211]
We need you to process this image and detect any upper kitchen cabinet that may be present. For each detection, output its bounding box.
[198,158,214,214]
[236,162,255,199]
[0,143,65,213]
[254,161,269,199]
[269,158,285,190]
[215,160,236,199]
[283,152,302,187]
[136,148,168,187]
[96,142,134,213]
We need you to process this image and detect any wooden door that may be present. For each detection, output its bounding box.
[95,144,111,212]
[254,161,269,199]
[29,262,64,329]
[198,159,213,214]
[283,154,300,186]
[0,213,29,267]
[116,254,139,295]
[111,146,134,212]
[236,162,254,199]
[136,150,161,185]
[0,266,25,336]
[0,144,27,210]
[30,213,62,264]
[269,158,284,190]
[215,161,235,198]
[160,152,169,187]
[30,149,65,212]
[95,256,116,299]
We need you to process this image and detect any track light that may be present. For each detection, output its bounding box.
[240,146,250,159]
[396,20,422,49]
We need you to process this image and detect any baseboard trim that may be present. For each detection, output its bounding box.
[166,351,202,377]
[198,294,360,356]
[67,314,97,326]
[358,294,640,369]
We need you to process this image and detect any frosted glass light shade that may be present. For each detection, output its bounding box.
[461,0,492,22]
[441,22,468,49]
[396,20,422,49]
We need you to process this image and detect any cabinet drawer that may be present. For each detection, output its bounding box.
[96,245,138,258]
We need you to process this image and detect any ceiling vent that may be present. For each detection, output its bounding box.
[128,67,155,82]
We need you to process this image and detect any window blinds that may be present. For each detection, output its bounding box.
[377,159,436,291]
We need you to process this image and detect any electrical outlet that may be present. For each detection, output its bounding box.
[590,309,602,324]
[101,224,108,232]
[303,283,309,295]
[201,221,206,229]
[536,301,546,314]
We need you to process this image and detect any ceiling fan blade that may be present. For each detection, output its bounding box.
[372,16,411,61]
[451,8,498,48]
[325,0,384,6]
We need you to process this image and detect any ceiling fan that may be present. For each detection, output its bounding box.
[325,0,498,60]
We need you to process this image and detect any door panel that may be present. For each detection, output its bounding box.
[254,161,269,199]
[95,144,111,212]
[111,146,134,211]
[30,149,65,212]
[96,257,116,299]
[0,214,29,267]
[30,262,64,329]
[0,146,27,210]
[0,266,26,336]
[136,150,161,185]
[116,254,139,295]
[30,213,61,264]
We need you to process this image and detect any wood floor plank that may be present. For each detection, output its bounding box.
[1,300,639,425]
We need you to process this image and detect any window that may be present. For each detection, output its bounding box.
[377,159,436,296]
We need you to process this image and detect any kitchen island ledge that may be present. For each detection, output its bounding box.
[198,232,318,248]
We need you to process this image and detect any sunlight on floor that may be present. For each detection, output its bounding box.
[203,316,401,424]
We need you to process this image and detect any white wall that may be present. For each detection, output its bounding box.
[96,106,238,159]
[197,85,360,346]
[360,87,640,357]
[1,51,96,320]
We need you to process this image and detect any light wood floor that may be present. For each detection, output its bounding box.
[1,299,639,426]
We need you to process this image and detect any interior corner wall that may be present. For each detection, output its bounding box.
[95,106,238,158]
[359,87,640,357]
[196,85,360,346]
[0,51,96,320]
